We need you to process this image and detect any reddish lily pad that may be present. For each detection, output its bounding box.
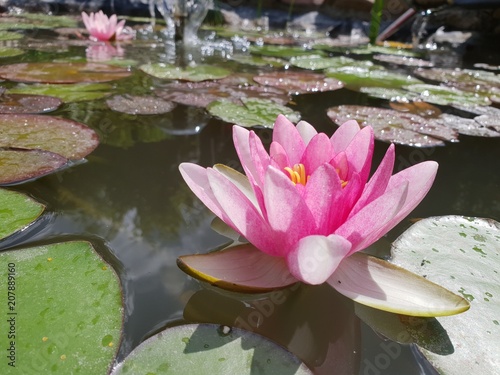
[389,101,442,118]
[155,80,290,108]
[139,63,231,82]
[106,95,176,115]
[373,54,434,67]
[0,62,131,84]
[0,93,62,114]
[327,105,459,147]
[0,114,99,159]
[0,149,67,185]
[253,71,344,95]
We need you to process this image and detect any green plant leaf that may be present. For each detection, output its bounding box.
[405,84,491,106]
[0,241,123,374]
[111,323,312,375]
[389,215,500,374]
[140,63,231,82]
[8,83,113,103]
[207,98,300,128]
[0,47,25,58]
[0,188,45,240]
[326,67,423,90]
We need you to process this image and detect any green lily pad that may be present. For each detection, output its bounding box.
[253,71,344,95]
[405,84,492,106]
[0,149,68,186]
[0,114,99,159]
[390,216,500,375]
[373,54,434,67]
[349,45,421,57]
[289,55,375,71]
[0,241,123,374]
[111,324,312,375]
[249,45,322,59]
[207,98,300,128]
[326,105,458,147]
[8,83,113,103]
[139,63,231,82]
[0,188,45,240]
[229,54,285,68]
[414,68,500,94]
[106,95,176,115]
[326,68,423,90]
[0,47,25,58]
[0,31,23,41]
[0,93,62,114]
[0,63,131,84]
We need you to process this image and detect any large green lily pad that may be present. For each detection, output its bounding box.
[0,47,25,58]
[8,83,113,103]
[0,31,23,41]
[249,45,322,59]
[207,98,300,128]
[405,84,492,106]
[0,241,123,374]
[0,149,68,186]
[111,324,312,375]
[289,55,375,71]
[0,114,99,159]
[0,188,45,240]
[390,216,500,374]
[326,67,423,90]
[0,63,131,84]
[139,63,231,82]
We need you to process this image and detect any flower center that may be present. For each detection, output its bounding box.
[285,164,309,186]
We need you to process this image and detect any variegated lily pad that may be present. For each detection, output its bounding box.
[8,83,113,103]
[373,54,434,67]
[0,63,131,84]
[139,63,231,82]
[0,149,67,185]
[207,98,300,128]
[0,92,62,114]
[253,71,344,95]
[327,105,458,147]
[289,55,376,71]
[155,80,290,108]
[106,95,176,115]
[326,68,422,90]
[405,84,491,106]
[0,114,99,159]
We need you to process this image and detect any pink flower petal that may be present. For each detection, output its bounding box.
[330,120,360,153]
[264,166,316,252]
[273,114,305,166]
[300,133,333,173]
[208,168,281,256]
[342,126,374,184]
[349,144,395,217]
[296,120,317,145]
[286,234,352,284]
[178,243,298,292]
[336,181,409,254]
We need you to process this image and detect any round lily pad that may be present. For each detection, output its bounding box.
[139,63,231,82]
[327,105,458,147]
[390,216,500,375]
[434,113,500,137]
[229,54,285,68]
[0,46,25,58]
[0,93,62,114]
[253,71,344,95]
[111,324,312,375]
[405,84,492,106]
[106,95,176,115]
[155,80,290,108]
[0,241,123,375]
[8,83,113,103]
[249,45,321,59]
[373,54,434,67]
[0,149,68,185]
[289,55,375,71]
[207,98,300,128]
[326,68,423,90]
[0,63,132,84]
[0,31,23,41]
[0,188,45,240]
[0,114,99,159]
[414,68,500,94]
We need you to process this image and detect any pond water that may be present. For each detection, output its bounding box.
[1,10,500,375]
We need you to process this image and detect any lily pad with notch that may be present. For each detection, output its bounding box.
[0,91,62,114]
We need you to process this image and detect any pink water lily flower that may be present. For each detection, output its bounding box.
[179,115,439,286]
[81,11,133,42]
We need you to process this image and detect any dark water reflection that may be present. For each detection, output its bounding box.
[6,31,500,375]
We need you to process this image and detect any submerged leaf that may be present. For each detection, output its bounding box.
[111,324,312,375]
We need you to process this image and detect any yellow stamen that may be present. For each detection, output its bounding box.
[284,164,309,186]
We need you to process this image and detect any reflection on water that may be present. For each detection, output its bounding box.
[5,18,500,374]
